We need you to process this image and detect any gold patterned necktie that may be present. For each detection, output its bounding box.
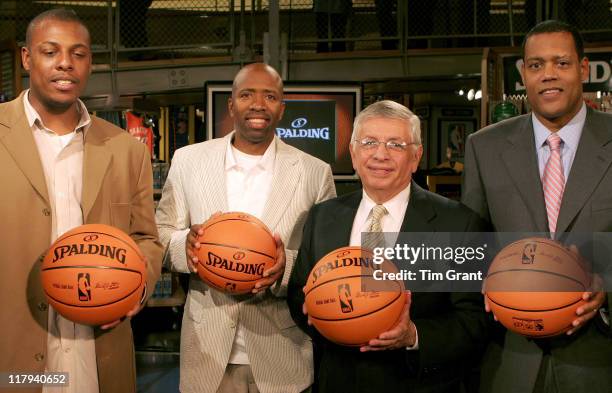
[362,204,388,251]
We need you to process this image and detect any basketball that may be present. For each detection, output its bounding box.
[303,247,405,346]
[195,212,277,294]
[41,224,147,326]
[484,237,591,337]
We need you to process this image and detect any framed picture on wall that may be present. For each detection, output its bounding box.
[437,118,477,163]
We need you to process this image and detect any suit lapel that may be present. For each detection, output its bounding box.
[206,135,229,213]
[401,183,436,232]
[261,138,301,230]
[556,110,612,235]
[330,191,361,248]
[82,119,111,220]
[501,117,548,232]
[0,95,49,205]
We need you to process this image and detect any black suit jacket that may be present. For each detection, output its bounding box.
[463,109,612,393]
[288,183,489,393]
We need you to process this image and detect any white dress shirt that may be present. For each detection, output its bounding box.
[349,184,419,349]
[24,90,99,393]
[225,136,276,364]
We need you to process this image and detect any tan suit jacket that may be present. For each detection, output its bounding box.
[0,93,163,393]
[155,133,336,393]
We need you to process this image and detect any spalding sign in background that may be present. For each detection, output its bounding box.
[276,100,336,164]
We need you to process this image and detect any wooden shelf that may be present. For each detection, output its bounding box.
[146,286,185,308]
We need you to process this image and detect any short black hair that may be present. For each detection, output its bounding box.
[26,8,90,48]
[522,20,585,60]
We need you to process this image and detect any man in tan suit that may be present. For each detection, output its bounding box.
[156,63,336,393]
[0,9,163,393]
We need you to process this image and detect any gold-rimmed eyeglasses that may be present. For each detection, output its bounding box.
[354,137,419,152]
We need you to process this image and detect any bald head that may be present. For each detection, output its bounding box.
[26,8,90,49]
[232,63,283,97]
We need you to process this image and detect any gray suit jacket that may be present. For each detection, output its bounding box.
[462,108,612,393]
[155,133,336,393]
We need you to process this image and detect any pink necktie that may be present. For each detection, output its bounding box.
[542,134,565,235]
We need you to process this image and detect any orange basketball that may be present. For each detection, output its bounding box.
[484,237,591,337]
[304,247,405,346]
[195,212,277,294]
[41,224,147,326]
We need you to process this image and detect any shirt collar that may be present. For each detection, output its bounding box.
[533,102,586,150]
[361,183,411,223]
[23,89,92,136]
[225,132,277,171]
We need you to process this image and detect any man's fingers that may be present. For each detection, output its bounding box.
[100,318,123,330]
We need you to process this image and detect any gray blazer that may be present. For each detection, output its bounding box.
[462,108,612,393]
[155,133,336,393]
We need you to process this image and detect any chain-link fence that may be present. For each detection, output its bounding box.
[0,0,610,60]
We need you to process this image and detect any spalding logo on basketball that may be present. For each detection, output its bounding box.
[484,237,591,338]
[195,212,277,294]
[41,224,147,326]
[304,247,405,346]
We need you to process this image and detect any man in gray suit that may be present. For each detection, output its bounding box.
[155,63,336,393]
[463,20,611,393]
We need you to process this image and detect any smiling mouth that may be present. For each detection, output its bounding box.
[539,88,563,96]
[368,167,392,175]
[246,118,269,129]
[51,79,77,91]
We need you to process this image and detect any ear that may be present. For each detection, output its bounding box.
[519,59,526,87]
[279,100,286,120]
[349,142,357,172]
[579,57,589,83]
[412,145,424,173]
[228,97,234,118]
[21,47,31,72]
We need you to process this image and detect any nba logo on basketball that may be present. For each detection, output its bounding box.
[78,273,91,301]
[521,243,537,264]
[338,284,354,313]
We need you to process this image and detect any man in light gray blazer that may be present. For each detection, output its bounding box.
[463,21,611,393]
[156,63,336,393]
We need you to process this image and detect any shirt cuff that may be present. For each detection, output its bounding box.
[405,324,419,351]
[601,307,610,326]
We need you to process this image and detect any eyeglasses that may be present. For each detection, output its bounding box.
[354,137,418,152]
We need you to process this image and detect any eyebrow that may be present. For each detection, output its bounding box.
[525,54,571,62]
[38,41,90,50]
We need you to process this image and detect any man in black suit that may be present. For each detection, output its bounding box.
[463,20,611,393]
[288,100,488,392]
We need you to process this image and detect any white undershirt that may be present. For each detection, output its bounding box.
[24,90,99,393]
[225,135,275,364]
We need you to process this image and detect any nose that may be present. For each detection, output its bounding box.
[250,93,265,110]
[56,51,73,71]
[542,62,558,81]
[372,142,390,160]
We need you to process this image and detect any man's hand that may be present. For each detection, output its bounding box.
[302,302,313,326]
[186,224,204,273]
[252,233,286,294]
[186,212,222,273]
[360,291,416,352]
[482,279,498,321]
[101,258,149,330]
[100,300,142,330]
[567,274,606,335]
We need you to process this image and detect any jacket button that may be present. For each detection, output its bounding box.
[42,208,51,216]
[34,353,44,361]
[38,302,48,311]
